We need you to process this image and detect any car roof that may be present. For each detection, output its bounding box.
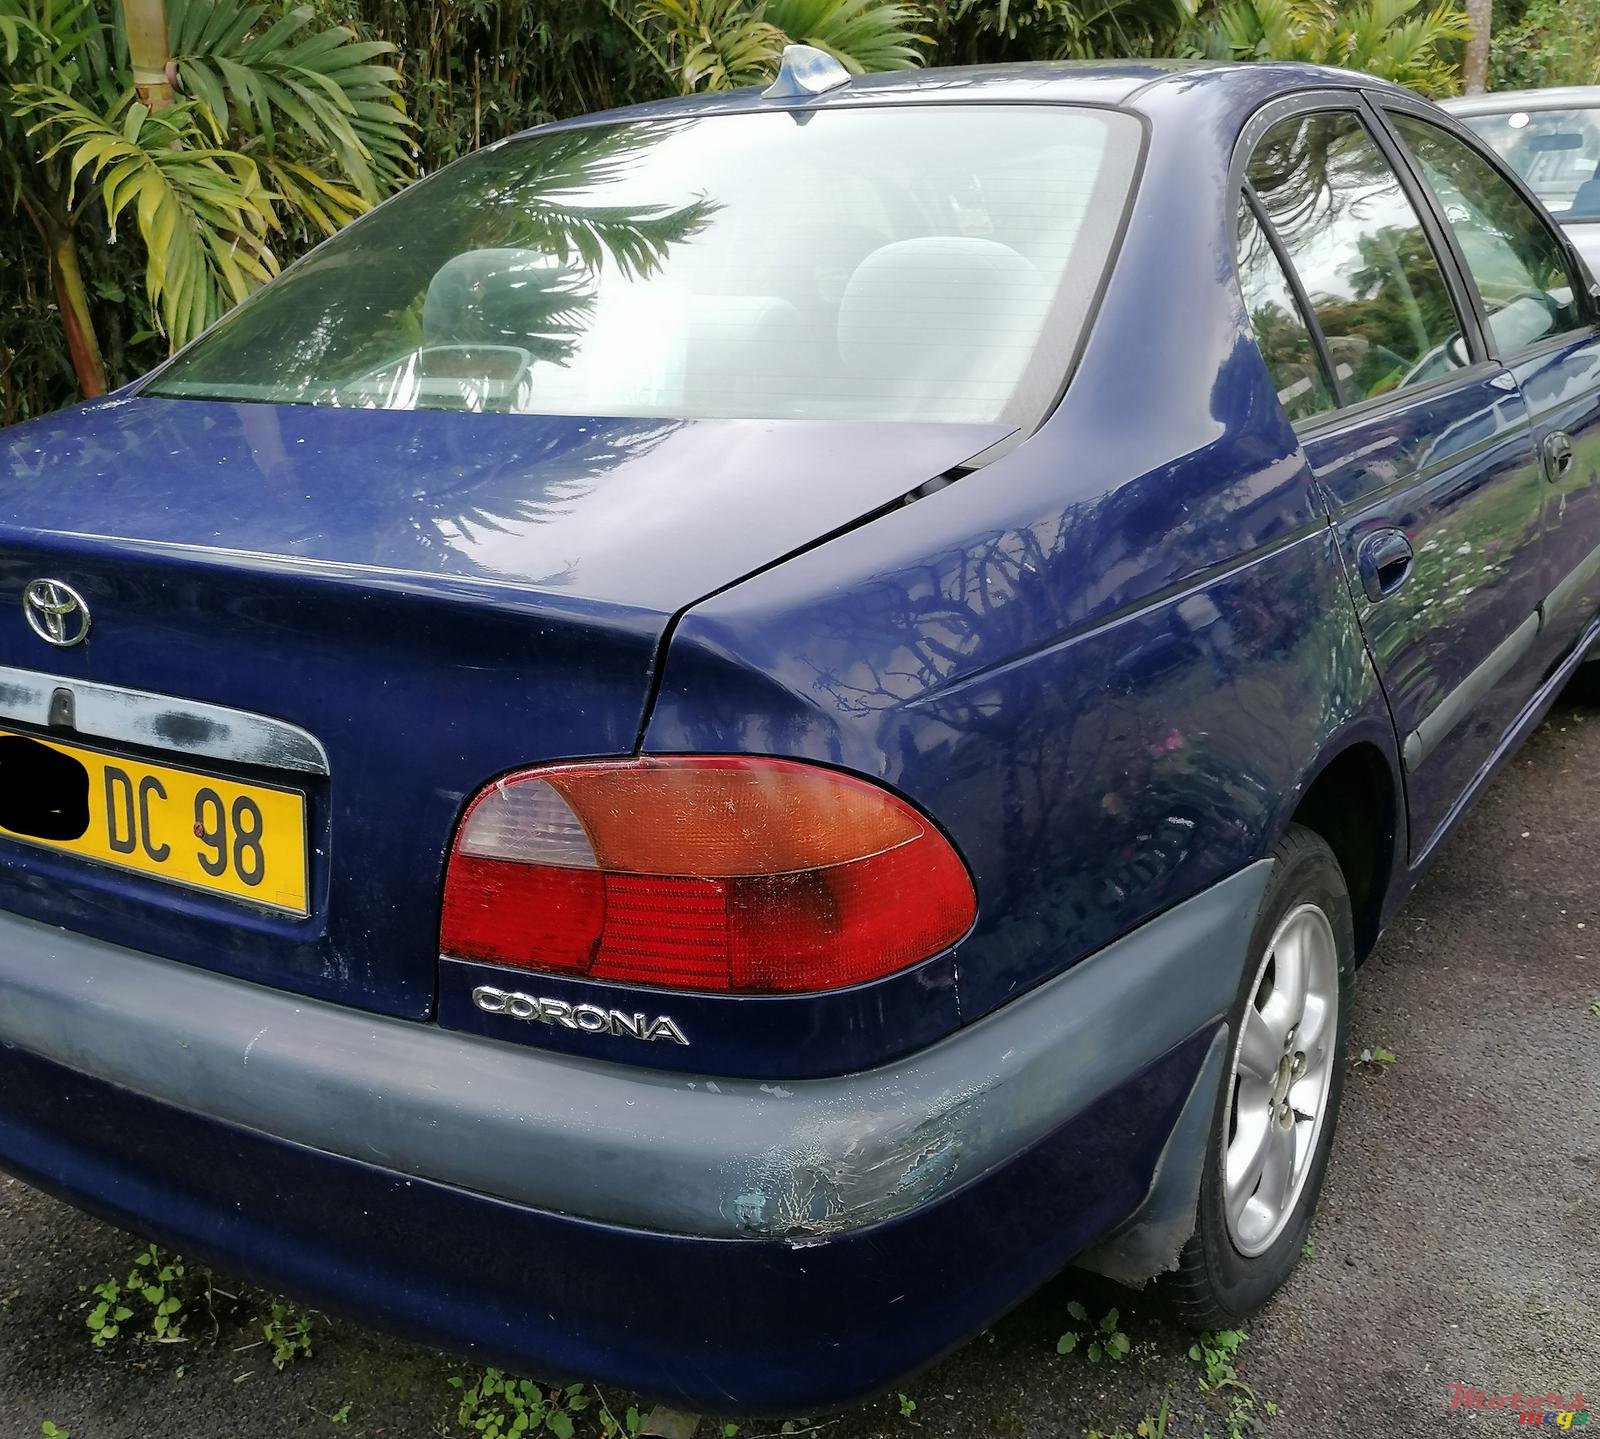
[523,59,1415,139]
[1441,85,1600,116]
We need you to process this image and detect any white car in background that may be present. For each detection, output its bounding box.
[1444,87,1600,275]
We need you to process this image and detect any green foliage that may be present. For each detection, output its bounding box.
[262,1299,315,1369]
[41,1422,70,1438]
[15,89,282,347]
[329,0,661,167]
[448,1368,592,1438]
[0,0,410,416]
[84,1280,134,1346]
[84,1245,197,1347]
[595,1397,645,1437]
[1355,1042,1397,1070]
[897,1392,917,1418]
[927,0,1179,63]
[1083,1402,1168,1439]
[167,0,410,206]
[635,0,786,91]
[1188,1331,1266,1439]
[1056,1299,1132,1365]
[1181,0,1472,95]
[1189,1328,1248,1390]
[764,0,925,70]
[632,0,925,92]
[1492,0,1600,89]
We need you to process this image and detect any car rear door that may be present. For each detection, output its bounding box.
[1239,96,1547,858]
[1377,98,1600,670]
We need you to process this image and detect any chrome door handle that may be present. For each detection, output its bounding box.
[1356,528,1414,602]
[1543,430,1575,482]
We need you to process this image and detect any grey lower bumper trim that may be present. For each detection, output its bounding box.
[0,861,1270,1241]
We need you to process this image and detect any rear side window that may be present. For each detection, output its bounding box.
[1237,203,1334,423]
[1248,111,1469,405]
[1390,114,1584,355]
[146,106,1142,426]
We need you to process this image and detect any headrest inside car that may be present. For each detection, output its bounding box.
[837,238,1046,399]
[422,249,586,351]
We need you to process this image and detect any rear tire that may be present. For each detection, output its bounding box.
[1167,824,1355,1331]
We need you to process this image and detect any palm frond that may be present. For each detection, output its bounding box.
[167,0,413,201]
[259,156,366,236]
[519,197,720,279]
[637,0,786,90]
[764,0,928,72]
[0,0,43,65]
[1182,0,1467,91]
[17,85,278,347]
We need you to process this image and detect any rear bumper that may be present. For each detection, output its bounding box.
[0,862,1268,1411]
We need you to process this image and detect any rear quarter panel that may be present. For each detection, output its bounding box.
[645,80,1401,1019]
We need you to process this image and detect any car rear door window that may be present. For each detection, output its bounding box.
[1388,114,1584,356]
[1236,202,1335,422]
[1247,111,1469,406]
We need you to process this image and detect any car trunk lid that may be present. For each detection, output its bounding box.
[0,396,1003,1016]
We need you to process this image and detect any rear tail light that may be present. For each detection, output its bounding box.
[439,756,976,994]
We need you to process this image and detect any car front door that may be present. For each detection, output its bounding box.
[1380,100,1600,670]
[1241,98,1548,859]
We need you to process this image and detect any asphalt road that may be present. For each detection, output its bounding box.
[2,693,1597,1439]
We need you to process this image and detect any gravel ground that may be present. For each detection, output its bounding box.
[2,695,1596,1439]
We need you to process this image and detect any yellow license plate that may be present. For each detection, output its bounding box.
[0,727,309,915]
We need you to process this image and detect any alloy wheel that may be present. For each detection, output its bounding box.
[1222,901,1340,1257]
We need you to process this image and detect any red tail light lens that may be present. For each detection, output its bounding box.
[439,756,976,994]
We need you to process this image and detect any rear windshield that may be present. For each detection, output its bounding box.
[145,104,1141,426]
[1459,107,1600,218]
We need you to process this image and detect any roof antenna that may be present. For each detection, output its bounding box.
[763,43,851,99]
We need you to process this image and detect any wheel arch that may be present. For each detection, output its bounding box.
[1278,729,1406,961]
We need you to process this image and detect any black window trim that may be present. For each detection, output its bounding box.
[1230,88,1494,434]
[1239,182,1343,410]
[1370,89,1600,367]
[1351,92,1494,370]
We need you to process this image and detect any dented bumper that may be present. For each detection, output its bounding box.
[0,863,1266,1409]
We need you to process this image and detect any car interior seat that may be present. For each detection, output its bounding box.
[836,237,1045,420]
[1567,160,1600,218]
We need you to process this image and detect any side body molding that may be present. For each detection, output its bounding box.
[1405,535,1600,774]
[1402,612,1541,772]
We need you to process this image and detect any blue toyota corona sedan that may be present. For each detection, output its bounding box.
[1,52,1597,1417]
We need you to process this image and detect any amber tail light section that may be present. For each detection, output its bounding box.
[439,756,976,994]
